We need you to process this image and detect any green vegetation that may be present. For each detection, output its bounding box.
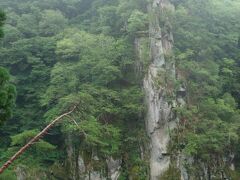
[0,10,5,38]
[0,0,148,178]
[0,11,16,126]
[169,0,240,178]
[0,0,239,179]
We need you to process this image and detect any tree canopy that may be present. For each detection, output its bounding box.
[0,0,239,179]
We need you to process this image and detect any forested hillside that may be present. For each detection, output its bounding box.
[0,0,239,179]
[0,10,16,127]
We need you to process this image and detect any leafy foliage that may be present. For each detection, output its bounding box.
[0,0,146,178]
[0,0,239,179]
[0,10,6,38]
[170,0,240,178]
[0,12,16,125]
[127,10,148,34]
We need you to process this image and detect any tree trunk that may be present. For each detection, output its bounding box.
[0,106,76,174]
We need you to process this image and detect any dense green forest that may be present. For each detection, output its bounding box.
[0,10,16,127]
[0,0,239,179]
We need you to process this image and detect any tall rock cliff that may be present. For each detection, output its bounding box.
[143,0,176,179]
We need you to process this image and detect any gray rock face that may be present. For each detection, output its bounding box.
[85,171,104,180]
[78,155,86,174]
[15,166,47,180]
[66,134,78,179]
[65,134,122,180]
[107,157,121,180]
[144,0,175,179]
[134,37,144,77]
[16,167,26,180]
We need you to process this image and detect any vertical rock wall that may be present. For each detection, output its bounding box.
[143,0,175,179]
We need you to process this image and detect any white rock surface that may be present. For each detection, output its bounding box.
[144,0,175,179]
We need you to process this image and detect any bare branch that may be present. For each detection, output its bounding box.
[0,106,76,174]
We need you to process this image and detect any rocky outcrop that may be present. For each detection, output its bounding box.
[143,0,176,179]
[64,134,122,180]
[107,157,121,180]
[16,167,26,180]
[15,166,47,180]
